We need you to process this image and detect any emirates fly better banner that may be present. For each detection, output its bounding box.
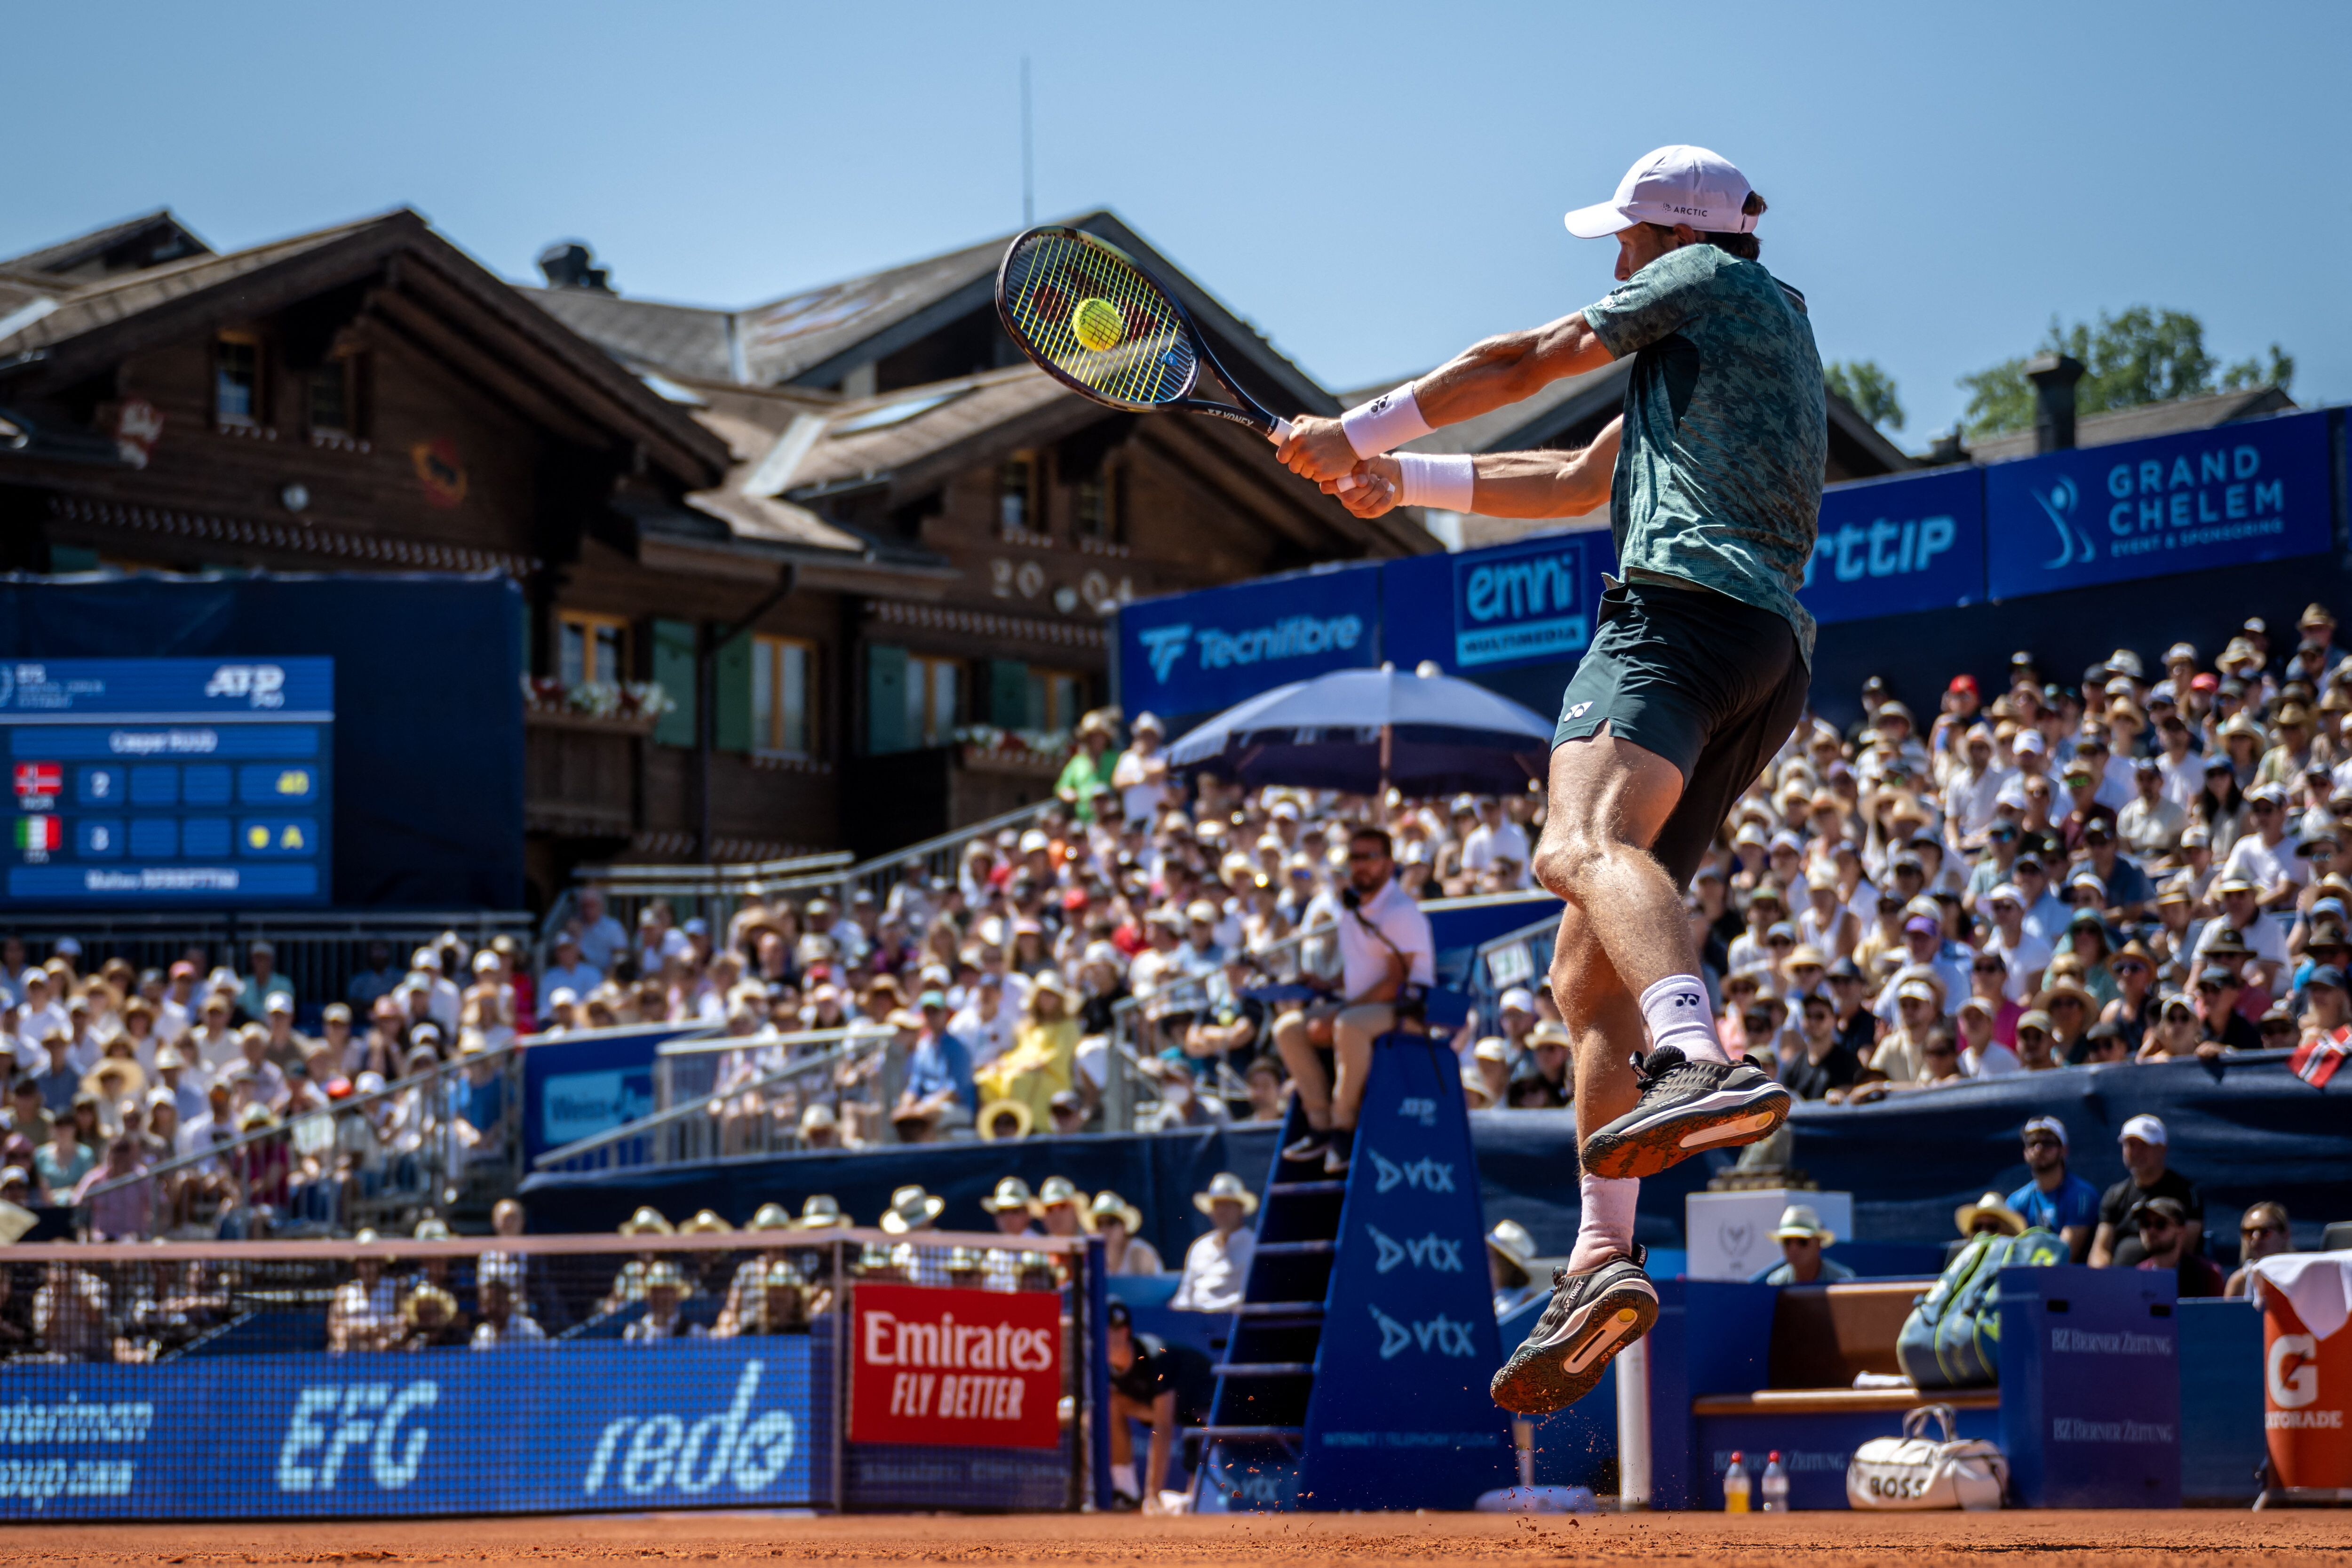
[849,1284,1061,1449]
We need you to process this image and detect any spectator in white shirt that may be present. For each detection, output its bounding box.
[1942,726,2012,850]
[1461,796,1533,890]
[410,949,463,1036]
[570,886,630,975]
[1983,884,2053,1003]
[1111,714,1175,826]
[948,972,1018,1073]
[1955,995,2022,1077]
[1170,1173,1257,1313]
[15,970,67,1057]
[2221,784,2307,907]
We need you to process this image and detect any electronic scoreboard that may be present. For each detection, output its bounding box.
[3,657,333,906]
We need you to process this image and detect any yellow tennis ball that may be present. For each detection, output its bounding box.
[1071,297,1122,353]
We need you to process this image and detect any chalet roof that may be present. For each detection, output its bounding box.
[781,364,1074,494]
[0,209,212,281]
[524,210,1338,418]
[1958,386,2297,464]
[0,209,732,489]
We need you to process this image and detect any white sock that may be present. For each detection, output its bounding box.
[1638,973,1729,1064]
[1567,1170,1639,1272]
[1111,1462,1138,1496]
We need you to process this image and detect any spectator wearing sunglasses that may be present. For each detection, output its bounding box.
[2298,964,2351,1045]
[2224,1202,2295,1298]
[2006,1115,2099,1262]
[2193,878,2288,999]
[2225,782,2311,904]
[1965,949,2023,1046]
[2099,941,2159,1053]
[2076,819,2154,922]
[2189,963,2261,1055]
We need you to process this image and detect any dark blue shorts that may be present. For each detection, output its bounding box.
[1552,578,1809,890]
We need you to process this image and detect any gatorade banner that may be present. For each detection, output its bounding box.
[849,1283,1060,1449]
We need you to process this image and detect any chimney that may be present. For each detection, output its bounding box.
[1927,428,1968,466]
[536,241,612,293]
[2026,352,2086,454]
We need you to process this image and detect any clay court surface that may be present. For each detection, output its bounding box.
[6,1510,2350,1567]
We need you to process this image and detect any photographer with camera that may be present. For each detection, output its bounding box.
[1270,826,1435,1175]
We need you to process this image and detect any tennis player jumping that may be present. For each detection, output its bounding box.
[1277,145,1820,1414]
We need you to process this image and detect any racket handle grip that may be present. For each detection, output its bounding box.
[1266,418,1360,494]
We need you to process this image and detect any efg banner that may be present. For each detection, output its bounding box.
[1114,564,1380,719]
[1985,409,2335,601]
[0,1338,822,1521]
[1382,530,1610,675]
[1804,465,1987,624]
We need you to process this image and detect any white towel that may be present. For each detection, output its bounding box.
[2251,1250,2352,1342]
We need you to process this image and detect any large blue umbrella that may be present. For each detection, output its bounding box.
[1164,664,1554,796]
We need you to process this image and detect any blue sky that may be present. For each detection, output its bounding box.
[8,2,2345,443]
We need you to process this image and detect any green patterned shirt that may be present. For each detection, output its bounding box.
[1581,244,1827,662]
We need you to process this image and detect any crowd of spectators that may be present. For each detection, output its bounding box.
[0,929,525,1237]
[6,602,2342,1257]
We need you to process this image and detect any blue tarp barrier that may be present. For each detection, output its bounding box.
[524,1052,2345,1265]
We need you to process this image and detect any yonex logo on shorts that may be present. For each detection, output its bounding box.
[1565,701,1593,720]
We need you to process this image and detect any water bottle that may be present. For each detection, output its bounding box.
[1723,1450,1751,1512]
[1761,1450,1789,1512]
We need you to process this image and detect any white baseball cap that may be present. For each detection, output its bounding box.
[1565,145,1757,239]
[2119,1113,2168,1147]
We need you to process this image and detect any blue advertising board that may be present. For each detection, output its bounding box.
[1115,564,1380,718]
[2,657,333,907]
[1804,464,1987,624]
[1985,408,2335,601]
[521,1021,707,1162]
[1383,531,1611,674]
[0,1337,823,1521]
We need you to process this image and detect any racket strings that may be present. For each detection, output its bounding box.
[1001,231,1193,407]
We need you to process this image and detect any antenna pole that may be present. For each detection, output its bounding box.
[1021,56,1034,226]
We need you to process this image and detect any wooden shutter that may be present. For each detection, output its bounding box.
[714,632,754,753]
[651,618,697,748]
[866,644,909,755]
[988,659,1031,729]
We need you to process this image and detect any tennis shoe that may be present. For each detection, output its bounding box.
[1579,1045,1790,1180]
[1489,1245,1657,1416]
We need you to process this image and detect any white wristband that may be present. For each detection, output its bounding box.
[1340,384,1434,459]
[1395,453,1476,512]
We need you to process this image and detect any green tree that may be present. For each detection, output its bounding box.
[1824,359,1904,431]
[1959,307,2294,436]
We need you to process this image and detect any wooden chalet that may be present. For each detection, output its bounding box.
[0,208,1429,897]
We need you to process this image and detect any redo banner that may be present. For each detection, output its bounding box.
[849,1284,1061,1450]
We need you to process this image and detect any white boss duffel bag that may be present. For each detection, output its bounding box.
[1846,1403,2008,1511]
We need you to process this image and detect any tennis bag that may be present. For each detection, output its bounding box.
[1895,1226,2068,1388]
[1847,1403,2008,1511]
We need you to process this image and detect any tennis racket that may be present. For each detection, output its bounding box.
[994,225,1357,490]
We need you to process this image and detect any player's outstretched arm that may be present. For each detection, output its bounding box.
[1327,418,1621,522]
[1277,312,1615,484]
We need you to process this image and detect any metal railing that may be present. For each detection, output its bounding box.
[552,797,1059,951]
[1,910,533,1031]
[532,1025,898,1174]
[1465,910,1563,1016]
[1099,916,1340,1133]
[72,1033,531,1242]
